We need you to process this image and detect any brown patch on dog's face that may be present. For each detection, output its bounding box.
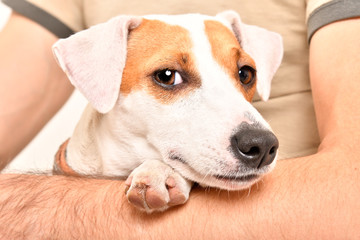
[204,20,257,102]
[120,19,201,103]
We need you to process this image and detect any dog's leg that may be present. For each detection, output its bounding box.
[125,160,192,213]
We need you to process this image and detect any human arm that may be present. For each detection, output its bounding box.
[0,13,73,165]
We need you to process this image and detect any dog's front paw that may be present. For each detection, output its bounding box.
[124,160,192,213]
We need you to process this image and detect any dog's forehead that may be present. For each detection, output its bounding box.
[120,14,256,103]
[120,17,198,100]
[203,20,256,101]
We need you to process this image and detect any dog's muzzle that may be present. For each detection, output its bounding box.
[230,123,279,169]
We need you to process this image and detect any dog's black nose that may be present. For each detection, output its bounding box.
[230,124,279,169]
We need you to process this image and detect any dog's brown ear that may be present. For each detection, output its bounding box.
[216,11,283,101]
[53,16,142,113]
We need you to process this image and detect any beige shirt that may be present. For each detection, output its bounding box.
[6,0,358,159]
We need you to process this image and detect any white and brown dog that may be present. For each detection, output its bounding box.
[53,10,283,213]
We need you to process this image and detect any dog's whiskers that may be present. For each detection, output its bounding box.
[246,186,252,197]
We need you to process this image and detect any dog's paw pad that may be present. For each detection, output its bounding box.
[145,187,168,209]
[167,177,188,206]
[126,182,147,209]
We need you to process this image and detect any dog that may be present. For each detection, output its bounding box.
[52,10,283,213]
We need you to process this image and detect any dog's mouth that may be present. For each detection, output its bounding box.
[213,174,259,182]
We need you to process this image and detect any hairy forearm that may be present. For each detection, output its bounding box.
[0,13,73,164]
[0,173,240,240]
[0,174,136,239]
[1,150,358,240]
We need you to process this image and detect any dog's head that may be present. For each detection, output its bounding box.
[53,11,283,190]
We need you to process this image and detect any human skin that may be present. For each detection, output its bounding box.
[0,13,359,239]
[0,13,73,166]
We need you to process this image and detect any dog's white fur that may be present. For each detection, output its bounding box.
[53,11,283,212]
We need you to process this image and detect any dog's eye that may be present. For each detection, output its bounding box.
[154,69,183,87]
[238,66,256,85]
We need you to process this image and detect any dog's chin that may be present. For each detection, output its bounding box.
[201,174,262,190]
